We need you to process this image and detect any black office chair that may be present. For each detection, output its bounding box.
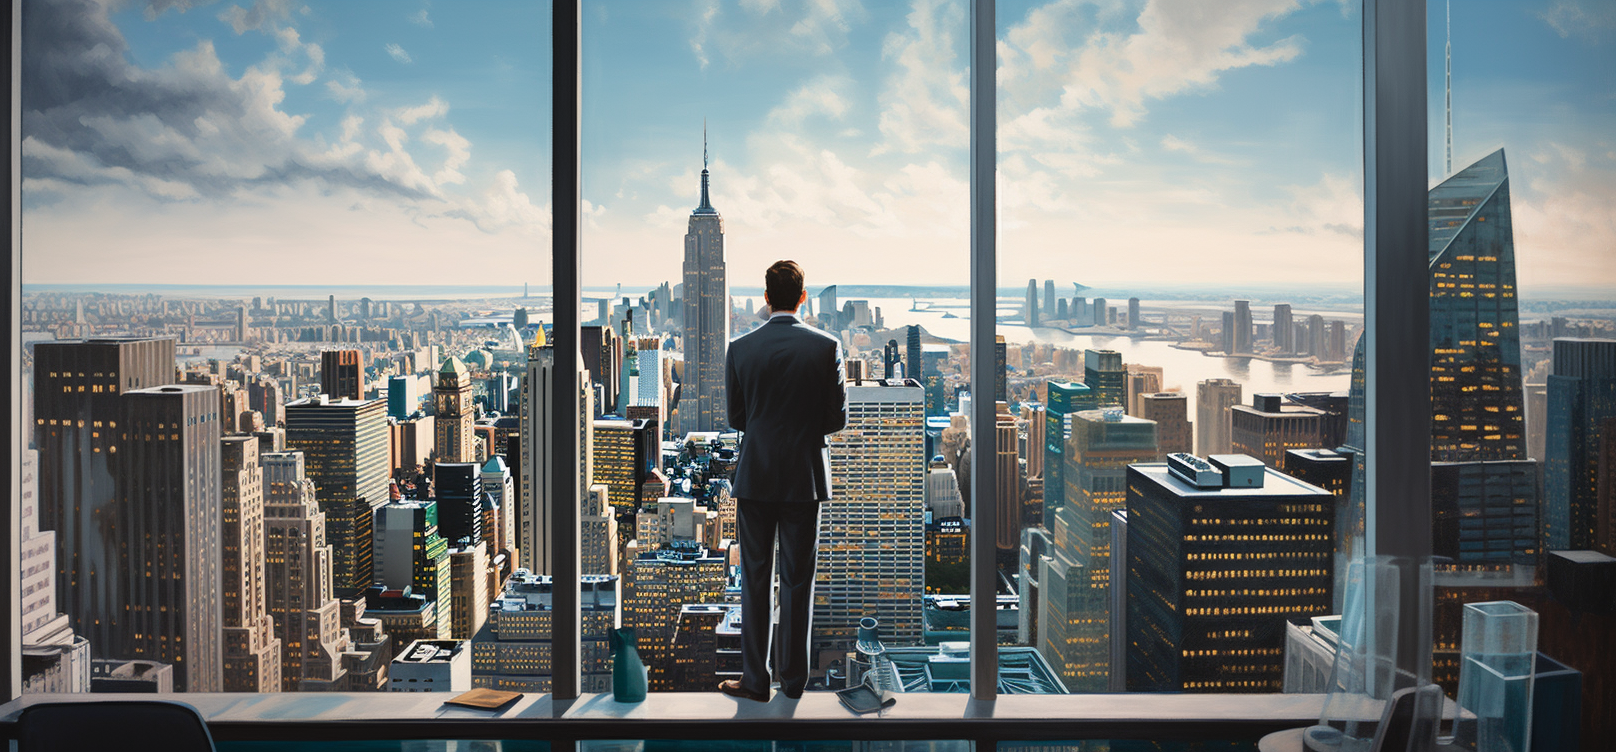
[17,700,217,752]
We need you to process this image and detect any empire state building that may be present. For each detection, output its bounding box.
[680,143,728,435]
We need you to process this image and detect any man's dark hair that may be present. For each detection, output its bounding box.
[765,260,805,312]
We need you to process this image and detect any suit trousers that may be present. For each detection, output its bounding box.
[737,499,822,695]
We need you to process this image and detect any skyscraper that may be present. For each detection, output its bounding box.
[593,417,657,518]
[625,539,728,689]
[995,335,1008,403]
[996,402,1021,557]
[816,380,928,658]
[1230,394,1326,471]
[1139,392,1192,458]
[1545,338,1616,551]
[1127,298,1141,330]
[1233,300,1253,355]
[1025,279,1041,327]
[1083,350,1126,409]
[433,462,485,548]
[1045,280,1057,319]
[34,337,177,664]
[906,325,923,393]
[373,500,451,638]
[1044,381,1098,523]
[321,349,362,401]
[680,143,729,435]
[1196,379,1243,456]
[117,384,225,692]
[1125,457,1333,692]
[1429,149,1526,463]
[285,395,390,598]
[471,573,619,692]
[434,357,476,463]
[1093,297,1107,328]
[19,449,92,694]
[263,450,355,691]
[519,344,594,574]
[1040,409,1157,690]
[220,435,284,693]
[1273,304,1293,353]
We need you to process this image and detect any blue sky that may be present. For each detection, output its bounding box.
[19,0,1615,294]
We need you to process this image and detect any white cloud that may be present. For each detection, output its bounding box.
[325,72,365,103]
[1540,0,1616,42]
[218,0,295,34]
[408,8,433,28]
[871,0,968,156]
[395,96,449,124]
[386,43,413,64]
[688,0,867,67]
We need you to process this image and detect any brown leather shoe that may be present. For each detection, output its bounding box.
[719,679,769,702]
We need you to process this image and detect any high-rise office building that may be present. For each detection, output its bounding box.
[373,500,451,638]
[1307,314,1326,358]
[1040,409,1157,691]
[1092,297,1107,328]
[1127,298,1141,330]
[1221,311,1236,354]
[816,380,928,659]
[1139,393,1192,458]
[263,450,350,690]
[321,349,362,401]
[581,325,623,415]
[1545,338,1616,551]
[434,357,476,463]
[33,337,177,668]
[1044,382,1098,523]
[907,325,923,391]
[470,573,619,692]
[1045,280,1057,319]
[19,449,92,694]
[997,402,1021,556]
[220,436,284,692]
[1025,279,1041,327]
[117,384,225,692]
[1230,394,1326,471]
[285,395,390,598]
[481,456,517,561]
[680,151,729,435]
[593,417,657,517]
[582,484,620,576]
[449,541,489,640]
[884,339,901,379]
[1273,304,1293,353]
[518,345,594,574]
[1233,300,1253,355]
[625,539,728,689]
[995,335,1008,403]
[433,462,484,548]
[817,286,839,331]
[1429,149,1527,463]
[1196,379,1242,456]
[1125,456,1333,692]
[1083,350,1126,409]
[922,345,948,417]
[1124,365,1163,416]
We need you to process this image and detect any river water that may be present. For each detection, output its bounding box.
[856,296,1354,419]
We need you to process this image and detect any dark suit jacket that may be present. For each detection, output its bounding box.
[726,314,847,503]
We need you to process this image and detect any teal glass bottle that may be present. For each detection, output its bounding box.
[611,627,648,703]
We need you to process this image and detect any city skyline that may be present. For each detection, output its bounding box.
[17,0,1615,291]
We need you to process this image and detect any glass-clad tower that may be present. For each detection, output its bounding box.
[1428,149,1526,462]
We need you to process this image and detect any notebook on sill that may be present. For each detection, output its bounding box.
[444,688,524,710]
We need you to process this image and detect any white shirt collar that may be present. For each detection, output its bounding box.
[769,310,799,320]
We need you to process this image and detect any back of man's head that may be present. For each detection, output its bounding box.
[765,260,805,312]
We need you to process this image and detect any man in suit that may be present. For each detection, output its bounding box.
[719,259,847,701]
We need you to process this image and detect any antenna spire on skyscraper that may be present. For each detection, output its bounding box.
[703,119,709,171]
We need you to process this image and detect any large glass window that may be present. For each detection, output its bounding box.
[579,0,971,693]
[17,0,551,694]
[995,0,1364,694]
[1423,0,1616,742]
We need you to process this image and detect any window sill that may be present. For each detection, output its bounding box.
[0,691,1327,743]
